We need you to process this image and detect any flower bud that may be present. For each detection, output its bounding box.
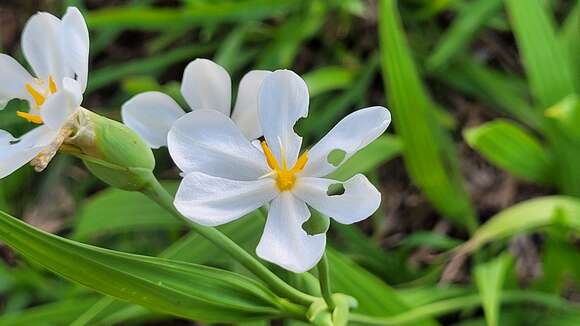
[62,108,155,191]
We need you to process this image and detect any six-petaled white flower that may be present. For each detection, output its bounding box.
[167,70,391,272]
[0,7,89,177]
[121,58,270,148]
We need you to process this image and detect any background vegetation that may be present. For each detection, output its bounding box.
[0,0,578,325]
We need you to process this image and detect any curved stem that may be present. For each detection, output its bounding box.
[317,253,335,310]
[142,177,317,306]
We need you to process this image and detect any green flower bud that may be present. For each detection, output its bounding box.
[62,108,155,191]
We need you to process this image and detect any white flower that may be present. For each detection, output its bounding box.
[121,58,271,148]
[0,7,89,177]
[167,70,391,272]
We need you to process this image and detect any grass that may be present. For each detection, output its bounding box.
[0,0,578,325]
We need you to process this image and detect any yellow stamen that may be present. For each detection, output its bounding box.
[26,84,46,106]
[261,141,308,191]
[261,141,280,170]
[16,111,43,124]
[48,76,57,94]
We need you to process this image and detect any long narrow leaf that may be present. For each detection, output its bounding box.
[462,196,580,253]
[378,0,475,229]
[464,119,552,184]
[0,210,285,323]
[505,0,578,108]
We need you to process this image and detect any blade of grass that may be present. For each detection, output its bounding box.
[427,0,503,71]
[505,0,578,108]
[474,254,512,326]
[87,44,214,93]
[434,57,542,130]
[378,0,476,231]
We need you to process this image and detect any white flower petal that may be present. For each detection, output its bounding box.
[122,92,185,149]
[302,106,391,177]
[61,7,89,92]
[0,126,57,178]
[231,70,271,140]
[256,192,326,273]
[258,70,309,167]
[0,130,16,145]
[168,109,269,180]
[40,78,82,130]
[181,59,231,116]
[0,54,34,108]
[293,174,381,224]
[174,172,277,227]
[22,12,65,82]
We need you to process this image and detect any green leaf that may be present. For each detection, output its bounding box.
[0,210,285,323]
[72,182,180,240]
[378,0,476,230]
[462,196,580,253]
[559,2,580,82]
[71,214,268,325]
[304,67,356,98]
[327,250,436,325]
[474,254,512,326]
[256,1,325,69]
[328,135,402,181]
[505,0,578,108]
[545,94,580,140]
[0,297,102,326]
[87,44,214,93]
[464,119,552,184]
[349,290,579,325]
[427,0,503,71]
[434,57,542,130]
[86,0,301,30]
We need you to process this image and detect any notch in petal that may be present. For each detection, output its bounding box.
[294,174,381,225]
[256,192,326,273]
[258,70,309,167]
[302,106,391,177]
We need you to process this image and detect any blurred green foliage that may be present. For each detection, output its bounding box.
[0,0,579,325]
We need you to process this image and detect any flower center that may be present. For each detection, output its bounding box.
[260,141,308,191]
[16,76,58,125]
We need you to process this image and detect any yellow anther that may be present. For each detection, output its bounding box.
[261,141,280,170]
[291,151,309,172]
[48,75,57,94]
[261,141,308,191]
[26,84,46,107]
[16,111,43,124]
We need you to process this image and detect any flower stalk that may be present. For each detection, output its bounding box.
[317,253,335,311]
[141,176,317,306]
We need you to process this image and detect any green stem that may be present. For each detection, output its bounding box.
[142,177,316,306]
[348,290,580,325]
[317,253,335,310]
